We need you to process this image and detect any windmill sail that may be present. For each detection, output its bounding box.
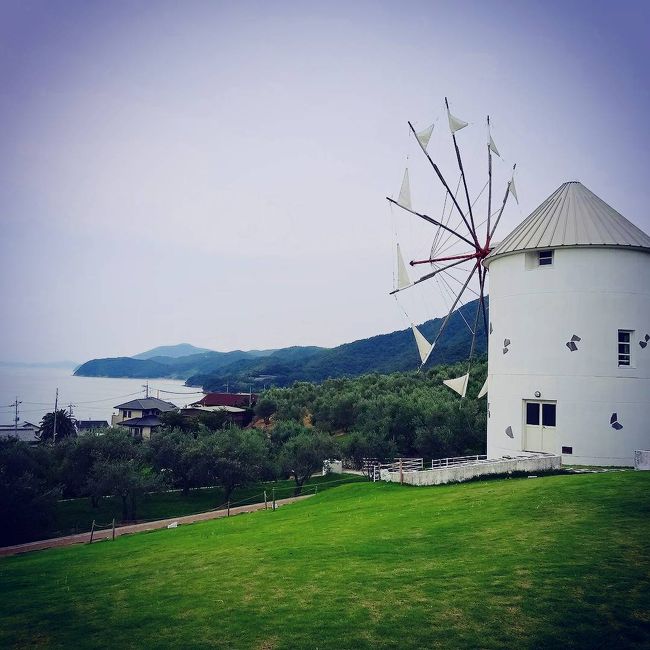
[411,324,433,365]
[443,373,469,398]
[447,110,468,134]
[398,168,411,209]
[488,134,500,157]
[509,175,518,203]
[396,244,412,290]
[415,123,434,150]
[477,377,488,398]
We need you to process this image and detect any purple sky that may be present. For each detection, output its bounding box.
[1,0,649,362]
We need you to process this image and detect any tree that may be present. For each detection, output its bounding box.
[39,409,77,443]
[280,432,338,495]
[254,397,277,426]
[0,439,61,545]
[87,457,163,521]
[150,429,206,495]
[201,429,269,502]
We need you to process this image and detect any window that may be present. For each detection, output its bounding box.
[542,403,556,427]
[538,250,554,266]
[618,330,632,366]
[526,402,540,425]
[562,446,573,454]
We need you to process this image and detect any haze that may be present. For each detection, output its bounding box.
[1,0,648,363]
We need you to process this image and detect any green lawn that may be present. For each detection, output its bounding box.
[1,472,649,649]
[52,473,366,538]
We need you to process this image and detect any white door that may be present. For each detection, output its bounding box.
[524,401,556,453]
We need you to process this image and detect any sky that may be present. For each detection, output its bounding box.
[1,0,649,363]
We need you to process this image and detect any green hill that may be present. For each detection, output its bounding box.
[73,299,487,388]
[1,471,648,649]
[132,343,215,359]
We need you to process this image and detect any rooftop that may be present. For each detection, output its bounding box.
[485,181,650,265]
[114,397,177,411]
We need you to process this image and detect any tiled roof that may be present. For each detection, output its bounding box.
[192,392,256,408]
[485,181,650,266]
[113,397,177,411]
[117,415,163,427]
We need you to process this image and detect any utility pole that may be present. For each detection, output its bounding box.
[52,388,59,443]
[13,397,21,436]
[67,403,75,418]
[142,381,149,398]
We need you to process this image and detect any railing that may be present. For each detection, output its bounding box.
[430,455,488,469]
[379,458,424,473]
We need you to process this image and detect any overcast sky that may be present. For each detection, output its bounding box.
[1,0,648,362]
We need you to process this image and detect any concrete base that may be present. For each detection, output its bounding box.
[381,454,562,486]
[634,450,650,470]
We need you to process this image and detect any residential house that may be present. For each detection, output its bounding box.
[0,421,40,443]
[112,397,177,439]
[77,420,109,433]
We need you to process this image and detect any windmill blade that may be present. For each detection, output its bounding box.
[445,98,479,252]
[395,244,412,290]
[488,164,516,241]
[407,121,479,248]
[398,168,411,209]
[443,373,469,397]
[477,377,488,398]
[411,324,434,365]
[427,261,479,354]
[386,197,475,248]
[389,256,470,296]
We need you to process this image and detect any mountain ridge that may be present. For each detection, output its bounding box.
[74,298,488,389]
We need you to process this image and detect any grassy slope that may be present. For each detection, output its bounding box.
[1,472,649,649]
[52,474,365,537]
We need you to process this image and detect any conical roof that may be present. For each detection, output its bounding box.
[484,181,650,266]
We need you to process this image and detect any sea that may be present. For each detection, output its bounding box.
[0,367,205,426]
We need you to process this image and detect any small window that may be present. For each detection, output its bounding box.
[526,402,540,425]
[618,330,632,367]
[542,404,556,427]
[562,446,573,454]
[538,250,554,266]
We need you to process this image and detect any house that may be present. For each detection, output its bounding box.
[483,181,650,466]
[77,420,109,433]
[112,397,177,440]
[190,392,257,409]
[0,421,40,444]
[180,404,250,427]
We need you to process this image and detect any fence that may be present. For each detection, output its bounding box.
[430,455,488,469]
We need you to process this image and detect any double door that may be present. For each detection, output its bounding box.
[524,400,556,453]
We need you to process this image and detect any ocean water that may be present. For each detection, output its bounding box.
[0,367,205,426]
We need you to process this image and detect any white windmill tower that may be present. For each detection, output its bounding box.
[483,182,650,466]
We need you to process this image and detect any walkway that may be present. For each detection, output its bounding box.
[0,494,313,558]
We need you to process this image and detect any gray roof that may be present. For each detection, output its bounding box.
[485,181,650,266]
[114,397,177,411]
[117,415,163,427]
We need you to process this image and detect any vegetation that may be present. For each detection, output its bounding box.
[38,409,77,443]
[1,362,487,545]
[74,299,486,390]
[1,472,648,649]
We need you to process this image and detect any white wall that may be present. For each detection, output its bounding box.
[486,247,650,466]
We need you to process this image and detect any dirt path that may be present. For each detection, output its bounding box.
[0,494,313,558]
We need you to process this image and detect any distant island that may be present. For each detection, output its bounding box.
[74,300,488,391]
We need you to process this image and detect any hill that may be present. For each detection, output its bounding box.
[132,343,215,359]
[1,472,648,648]
[74,299,487,387]
[189,298,487,390]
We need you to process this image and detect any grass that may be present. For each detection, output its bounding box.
[1,472,649,649]
[51,473,366,537]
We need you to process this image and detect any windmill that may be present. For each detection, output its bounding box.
[388,98,517,398]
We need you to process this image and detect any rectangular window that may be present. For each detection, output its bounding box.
[538,250,554,266]
[526,402,540,425]
[562,446,573,454]
[618,330,632,366]
[542,403,557,427]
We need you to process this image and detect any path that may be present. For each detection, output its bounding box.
[0,494,313,558]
